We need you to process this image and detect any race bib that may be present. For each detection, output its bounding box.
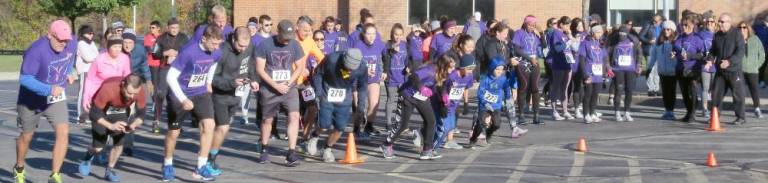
[618,55,632,66]
[235,85,249,97]
[327,88,346,103]
[592,64,603,76]
[272,70,291,81]
[565,52,576,64]
[47,91,66,104]
[483,92,499,104]
[106,107,127,115]
[302,87,316,102]
[448,87,465,100]
[413,92,428,101]
[188,74,208,88]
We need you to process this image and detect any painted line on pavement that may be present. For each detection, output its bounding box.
[507,147,536,183]
[442,150,482,182]
[566,152,585,183]
[683,163,709,183]
[625,158,642,183]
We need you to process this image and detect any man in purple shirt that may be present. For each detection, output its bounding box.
[191,5,234,44]
[251,15,273,49]
[162,25,223,182]
[14,20,76,183]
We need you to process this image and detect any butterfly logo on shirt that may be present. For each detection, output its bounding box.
[192,60,214,75]
[269,50,293,69]
[524,32,538,54]
[46,53,74,84]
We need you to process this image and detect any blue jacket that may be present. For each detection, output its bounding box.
[477,58,511,111]
[649,41,678,76]
[311,51,368,111]
[126,46,151,81]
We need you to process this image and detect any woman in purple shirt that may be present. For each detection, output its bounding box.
[568,18,589,119]
[546,16,576,121]
[609,26,644,122]
[353,23,386,137]
[676,19,707,122]
[429,19,458,60]
[579,25,611,124]
[511,15,546,124]
[698,15,717,118]
[383,24,411,131]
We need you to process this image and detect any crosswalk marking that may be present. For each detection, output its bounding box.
[749,171,768,182]
[507,147,536,183]
[567,152,585,183]
[625,158,642,183]
[683,163,709,183]
[442,150,481,183]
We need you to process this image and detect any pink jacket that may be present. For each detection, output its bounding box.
[82,52,132,109]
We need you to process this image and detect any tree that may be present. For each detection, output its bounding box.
[38,0,92,31]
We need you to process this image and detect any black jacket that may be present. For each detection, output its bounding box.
[212,38,258,98]
[710,28,746,73]
[152,32,189,68]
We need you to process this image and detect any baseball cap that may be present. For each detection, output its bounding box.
[459,54,476,68]
[344,48,363,70]
[112,21,125,29]
[430,20,441,31]
[277,20,296,41]
[49,20,72,40]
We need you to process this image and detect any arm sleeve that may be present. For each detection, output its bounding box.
[152,38,164,59]
[634,44,644,70]
[167,67,188,102]
[638,26,651,44]
[20,75,51,96]
[579,56,589,79]
[206,63,217,84]
[729,34,747,65]
[311,58,326,99]
[476,79,487,105]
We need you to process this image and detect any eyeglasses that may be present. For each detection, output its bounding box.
[314,38,325,41]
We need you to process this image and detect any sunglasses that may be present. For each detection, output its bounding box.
[263,24,273,27]
[314,38,325,41]
[718,20,728,23]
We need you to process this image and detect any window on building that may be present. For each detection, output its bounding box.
[408,0,495,25]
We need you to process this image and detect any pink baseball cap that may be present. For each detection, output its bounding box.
[49,20,72,40]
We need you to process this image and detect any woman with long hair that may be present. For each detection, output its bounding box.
[648,20,680,120]
[546,16,576,121]
[568,18,589,119]
[609,26,644,122]
[739,21,766,118]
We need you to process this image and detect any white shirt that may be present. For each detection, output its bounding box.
[76,40,99,74]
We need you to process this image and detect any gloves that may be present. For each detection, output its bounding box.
[442,93,450,107]
[606,69,615,78]
[419,86,433,98]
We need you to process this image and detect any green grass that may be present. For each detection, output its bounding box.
[0,55,22,72]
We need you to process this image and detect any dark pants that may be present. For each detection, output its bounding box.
[385,95,436,151]
[469,110,501,143]
[569,74,584,108]
[744,73,761,108]
[660,76,678,111]
[678,74,699,116]
[712,71,746,119]
[613,71,636,112]
[153,67,169,121]
[583,83,600,115]
[516,64,541,118]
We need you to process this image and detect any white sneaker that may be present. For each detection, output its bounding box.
[412,129,422,147]
[584,115,593,124]
[624,112,634,122]
[575,109,584,119]
[563,112,575,120]
[322,148,335,163]
[553,111,565,121]
[307,137,319,156]
[615,111,625,122]
[443,141,464,149]
[593,114,602,122]
[511,127,528,138]
[596,112,603,117]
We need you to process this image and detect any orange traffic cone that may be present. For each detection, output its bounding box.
[708,107,723,132]
[576,137,588,152]
[339,132,364,164]
[706,152,718,167]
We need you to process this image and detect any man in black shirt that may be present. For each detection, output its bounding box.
[709,13,747,125]
[151,18,190,133]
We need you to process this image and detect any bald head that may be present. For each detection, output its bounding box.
[718,13,732,32]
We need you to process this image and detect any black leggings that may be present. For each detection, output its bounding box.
[660,76,678,111]
[550,70,571,102]
[613,71,636,112]
[569,74,584,108]
[386,95,436,151]
[470,110,501,143]
[678,75,699,116]
[744,73,761,108]
[712,72,746,119]
[583,83,600,115]
[153,67,169,121]
[516,64,541,118]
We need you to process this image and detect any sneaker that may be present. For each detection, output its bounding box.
[430,150,443,159]
[257,151,270,164]
[323,148,335,163]
[661,111,676,120]
[478,133,486,139]
[453,129,461,134]
[607,97,614,105]
[615,111,625,122]
[191,165,215,181]
[443,140,464,149]
[584,114,593,124]
[552,111,565,121]
[624,112,634,122]
[755,108,763,119]
[48,173,62,183]
[592,114,602,123]
[412,129,422,147]
[105,168,120,182]
[702,109,711,118]
[563,112,575,120]
[731,118,747,125]
[575,109,584,119]
[355,132,371,141]
[419,150,432,160]
[13,167,25,183]
[79,156,93,176]
[307,137,319,156]
[511,127,528,138]
[681,114,695,123]
[285,151,301,167]
[161,165,175,182]
[152,121,161,134]
[532,117,545,125]
[379,144,395,159]
[208,162,222,176]
[479,139,491,147]
[595,112,603,117]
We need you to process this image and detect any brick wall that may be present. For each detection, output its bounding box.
[347,0,409,40]
[495,0,584,30]
[677,0,768,23]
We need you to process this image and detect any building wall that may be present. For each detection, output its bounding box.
[495,0,584,29]
[678,0,768,23]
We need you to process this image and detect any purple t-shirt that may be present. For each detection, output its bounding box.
[18,36,78,111]
[386,42,408,87]
[612,39,638,72]
[323,30,339,54]
[429,33,456,58]
[403,64,436,97]
[579,39,607,83]
[547,29,572,70]
[512,29,542,59]
[251,33,271,48]
[675,33,706,72]
[348,30,384,49]
[255,37,305,85]
[353,39,386,83]
[171,41,222,97]
[408,34,425,61]
[193,24,234,42]
[697,30,716,73]
[444,71,474,113]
